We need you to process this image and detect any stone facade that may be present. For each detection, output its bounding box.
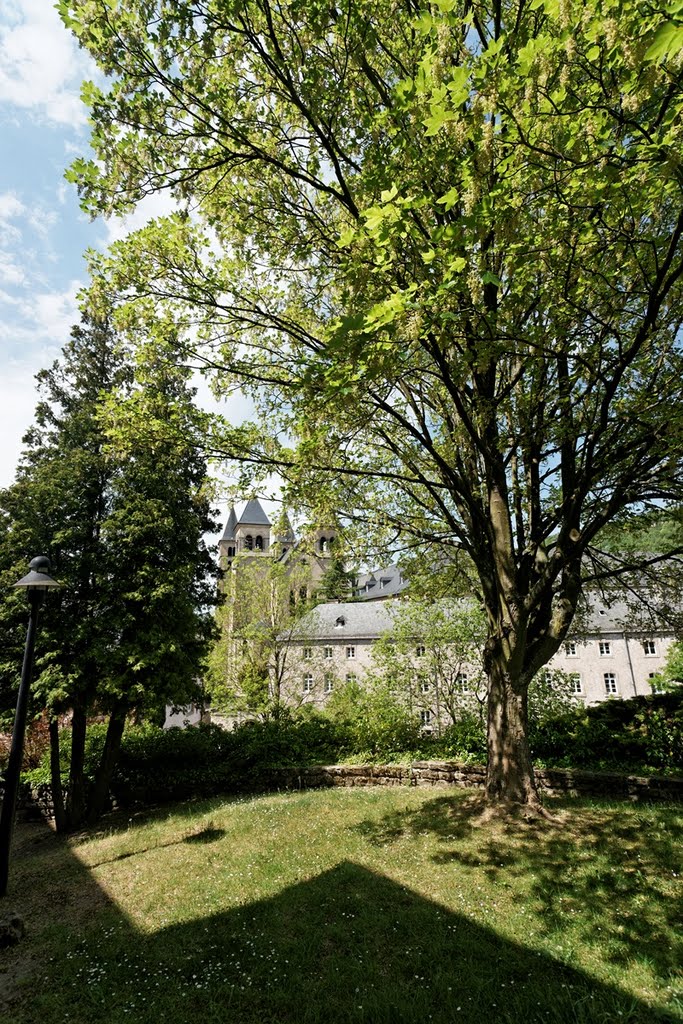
[278,598,675,720]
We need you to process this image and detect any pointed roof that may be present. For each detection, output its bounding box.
[221,506,238,541]
[238,498,271,527]
[274,513,296,543]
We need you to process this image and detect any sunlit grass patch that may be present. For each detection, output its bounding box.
[3,789,681,1023]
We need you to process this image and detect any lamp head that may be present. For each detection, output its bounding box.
[14,555,60,592]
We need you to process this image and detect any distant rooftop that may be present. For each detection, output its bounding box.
[292,601,400,640]
[355,564,409,601]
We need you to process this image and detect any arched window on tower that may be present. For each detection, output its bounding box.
[227,546,235,558]
[245,534,253,550]
[319,537,328,553]
[255,535,263,551]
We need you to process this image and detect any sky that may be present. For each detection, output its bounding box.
[0,0,104,487]
[0,1,253,520]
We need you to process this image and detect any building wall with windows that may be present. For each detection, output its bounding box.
[280,603,396,709]
[550,620,673,703]
[278,598,675,719]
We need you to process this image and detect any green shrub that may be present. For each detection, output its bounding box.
[434,715,487,761]
[531,690,683,773]
[326,678,422,758]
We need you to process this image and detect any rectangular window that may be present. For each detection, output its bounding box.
[643,640,657,656]
[604,673,618,694]
[303,646,312,660]
[420,710,432,725]
[564,641,577,657]
[569,674,582,694]
[599,641,612,656]
[303,674,313,693]
[324,674,334,694]
[416,645,426,658]
[419,678,430,693]
[346,646,356,659]
[454,673,470,693]
[345,673,356,684]
[324,646,333,660]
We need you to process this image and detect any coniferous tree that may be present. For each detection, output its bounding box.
[0,315,220,829]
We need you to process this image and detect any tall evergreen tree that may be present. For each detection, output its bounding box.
[0,316,219,829]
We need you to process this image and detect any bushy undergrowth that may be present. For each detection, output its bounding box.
[529,690,683,773]
[23,690,682,806]
[25,714,353,801]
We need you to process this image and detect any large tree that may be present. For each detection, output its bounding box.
[60,0,683,812]
[0,315,219,829]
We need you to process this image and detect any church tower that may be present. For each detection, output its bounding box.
[219,499,273,568]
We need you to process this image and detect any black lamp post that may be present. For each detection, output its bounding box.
[0,556,59,898]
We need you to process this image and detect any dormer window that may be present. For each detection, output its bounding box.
[320,537,328,553]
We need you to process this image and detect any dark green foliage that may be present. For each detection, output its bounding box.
[0,313,220,828]
[26,716,353,804]
[530,691,683,773]
[24,690,682,811]
[318,555,355,602]
[326,678,423,757]
[436,715,487,762]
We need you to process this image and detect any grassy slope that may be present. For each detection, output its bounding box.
[1,788,681,1024]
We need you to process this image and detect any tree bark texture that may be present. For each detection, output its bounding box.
[65,703,88,830]
[87,703,127,824]
[48,718,67,835]
[485,660,540,809]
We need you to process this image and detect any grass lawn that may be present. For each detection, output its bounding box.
[0,787,680,1024]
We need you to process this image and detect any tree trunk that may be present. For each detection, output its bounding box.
[485,660,541,810]
[65,703,88,830]
[87,703,127,824]
[48,718,67,834]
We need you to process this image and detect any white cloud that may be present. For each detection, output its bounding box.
[0,252,26,286]
[24,280,81,343]
[102,192,181,246]
[0,356,49,489]
[0,0,95,125]
[0,192,26,220]
[0,280,81,348]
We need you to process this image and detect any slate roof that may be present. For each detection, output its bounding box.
[235,498,271,527]
[355,564,409,600]
[292,601,400,640]
[274,514,296,544]
[221,506,238,542]
[579,597,676,635]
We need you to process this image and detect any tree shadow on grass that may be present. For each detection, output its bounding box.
[3,817,679,1024]
[354,793,683,988]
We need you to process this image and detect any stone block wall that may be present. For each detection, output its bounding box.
[259,761,682,802]
[2,762,681,822]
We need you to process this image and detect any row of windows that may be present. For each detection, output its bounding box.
[417,673,472,694]
[564,639,658,657]
[304,645,356,660]
[568,672,659,695]
[303,673,357,694]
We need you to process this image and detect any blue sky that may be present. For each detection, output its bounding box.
[0,2,248,500]
[0,0,105,486]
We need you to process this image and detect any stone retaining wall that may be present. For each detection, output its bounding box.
[260,761,682,802]
[3,762,681,821]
